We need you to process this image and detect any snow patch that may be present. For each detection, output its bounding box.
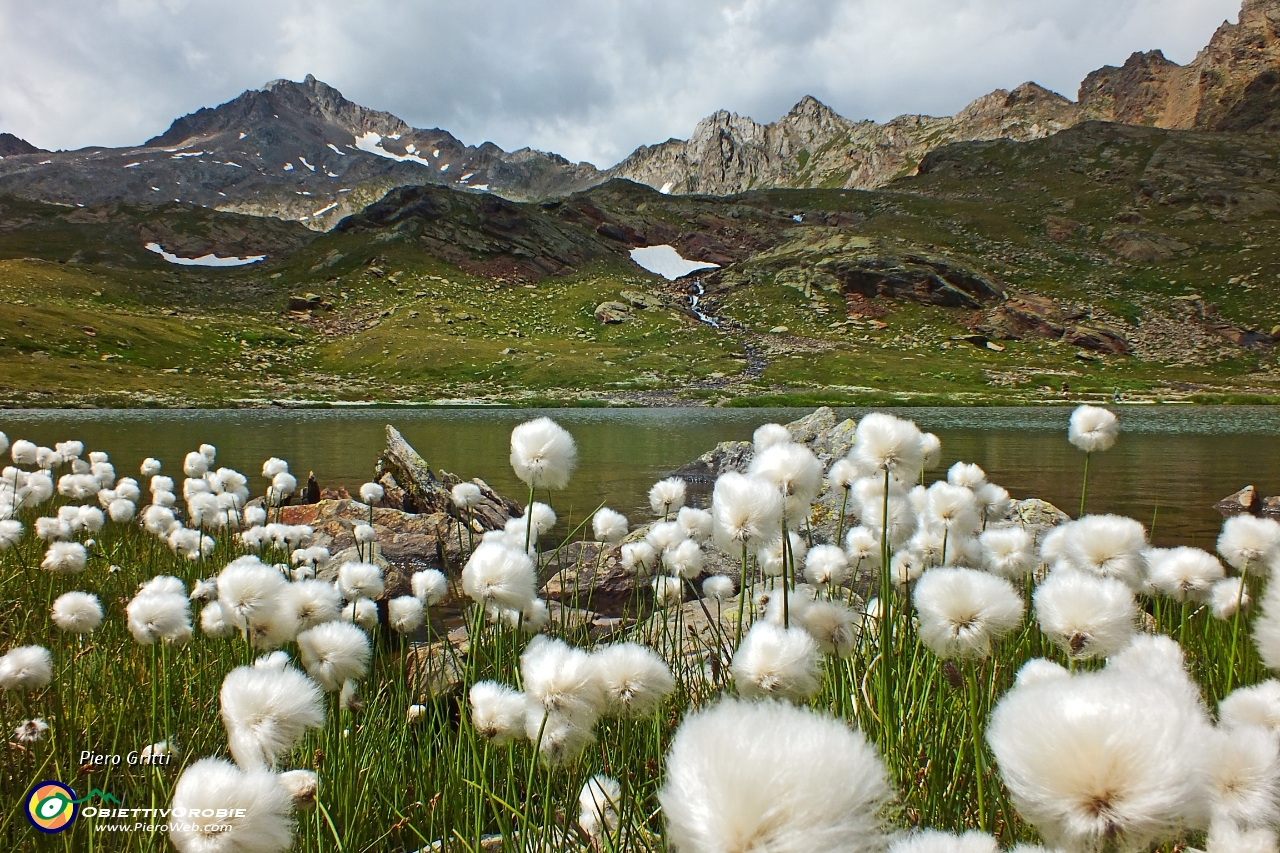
[660,182,674,195]
[405,144,416,154]
[145,242,265,267]
[171,151,204,159]
[224,162,241,168]
[283,163,294,171]
[238,132,246,140]
[313,202,338,217]
[123,162,141,169]
[299,157,315,172]
[629,245,719,281]
[440,163,448,172]
[353,132,435,167]
[326,143,346,156]
[460,172,474,181]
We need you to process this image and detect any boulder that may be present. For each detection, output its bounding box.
[594,301,632,324]
[619,290,662,309]
[674,406,855,486]
[1262,495,1280,520]
[1215,485,1260,516]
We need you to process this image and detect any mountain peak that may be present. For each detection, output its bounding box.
[0,132,43,156]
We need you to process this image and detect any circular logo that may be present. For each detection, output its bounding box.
[26,781,77,833]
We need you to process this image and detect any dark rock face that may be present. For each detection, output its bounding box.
[978,293,1130,355]
[0,133,42,156]
[373,424,518,528]
[827,256,1003,309]
[1215,485,1262,516]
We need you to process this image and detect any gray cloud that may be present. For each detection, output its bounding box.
[0,0,1243,167]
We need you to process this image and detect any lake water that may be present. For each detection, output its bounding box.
[2,406,1278,548]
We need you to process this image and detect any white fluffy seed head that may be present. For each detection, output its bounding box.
[702,575,735,601]
[649,477,688,516]
[283,580,342,632]
[579,775,622,841]
[509,417,577,490]
[593,642,675,718]
[296,621,371,692]
[1034,569,1137,659]
[947,462,987,490]
[337,561,384,601]
[1067,404,1119,453]
[731,622,822,702]
[51,591,104,633]
[168,757,295,853]
[41,541,88,574]
[1219,515,1280,574]
[200,601,234,638]
[844,526,882,568]
[388,596,425,634]
[411,569,448,606]
[450,481,482,509]
[462,541,537,611]
[220,664,325,770]
[1204,723,1280,830]
[652,575,684,608]
[342,598,379,631]
[469,680,528,744]
[979,527,1036,579]
[913,568,1024,660]
[1206,822,1279,853]
[521,636,605,726]
[887,830,999,853]
[851,412,924,481]
[621,541,657,576]
[0,645,53,692]
[804,544,850,587]
[261,457,289,478]
[711,472,783,553]
[987,665,1211,852]
[753,422,792,451]
[1060,514,1149,589]
[799,600,860,657]
[592,507,629,543]
[1221,681,1280,734]
[217,559,289,635]
[749,442,824,521]
[828,458,860,492]
[677,506,713,543]
[664,539,705,580]
[1148,546,1226,602]
[358,482,384,505]
[126,591,192,645]
[659,698,891,853]
[646,520,686,553]
[1212,576,1251,620]
[1252,579,1280,672]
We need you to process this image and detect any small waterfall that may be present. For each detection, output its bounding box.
[689,278,719,328]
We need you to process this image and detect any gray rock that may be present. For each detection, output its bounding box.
[594,301,632,324]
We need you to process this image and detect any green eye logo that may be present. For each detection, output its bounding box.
[26,781,78,833]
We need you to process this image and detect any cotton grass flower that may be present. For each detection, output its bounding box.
[217,559,289,636]
[578,775,622,842]
[41,541,87,574]
[11,439,37,466]
[1206,823,1279,853]
[1251,580,1280,672]
[200,602,234,638]
[521,636,605,725]
[652,575,684,608]
[284,580,342,631]
[851,412,924,481]
[277,769,318,809]
[749,442,824,520]
[799,600,860,657]
[731,622,821,702]
[451,481,482,508]
[126,590,192,645]
[887,830,999,853]
[913,568,1024,660]
[979,527,1036,579]
[1068,405,1119,453]
[649,477,687,517]
[0,646,53,692]
[51,591,103,634]
[592,507,628,543]
[342,598,378,631]
[358,482,384,505]
[411,569,448,606]
[1148,546,1225,601]
[844,526,882,569]
[337,561,384,601]
[220,664,325,770]
[510,417,577,490]
[1221,681,1280,734]
[296,621,372,692]
[593,642,675,718]
[646,520,686,553]
[1204,723,1280,830]
[753,422,792,450]
[1059,514,1148,589]
[804,544,850,587]
[168,757,295,853]
[462,541,537,611]
[388,596,425,634]
[620,541,657,575]
[1034,569,1136,659]
[0,519,22,551]
[1219,515,1280,574]
[469,680,528,744]
[13,717,50,744]
[987,666,1211,852]
[702,575,735,601]
[664,539,705,579]
[659,698,891,853]
[1212,577,1251,620]
[711,472,783,553]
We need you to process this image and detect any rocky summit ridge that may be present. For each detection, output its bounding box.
[1,0,1279,225]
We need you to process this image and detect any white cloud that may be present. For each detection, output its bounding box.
[0,0,1243,167]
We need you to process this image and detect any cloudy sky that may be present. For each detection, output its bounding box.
[0,0,1243,167]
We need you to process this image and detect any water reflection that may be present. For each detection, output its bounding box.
[2,406,1277,547]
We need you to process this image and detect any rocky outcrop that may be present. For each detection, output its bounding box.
[373,424,518,527]
[0,133,42,157]
[978,294,1130,355]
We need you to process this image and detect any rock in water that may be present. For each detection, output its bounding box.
[373,424,518,528]
[1215,485,1260,516]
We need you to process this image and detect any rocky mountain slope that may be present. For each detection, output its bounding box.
[609,0,1280,194]
[0,76,600,230]
[1,0,1278,227]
